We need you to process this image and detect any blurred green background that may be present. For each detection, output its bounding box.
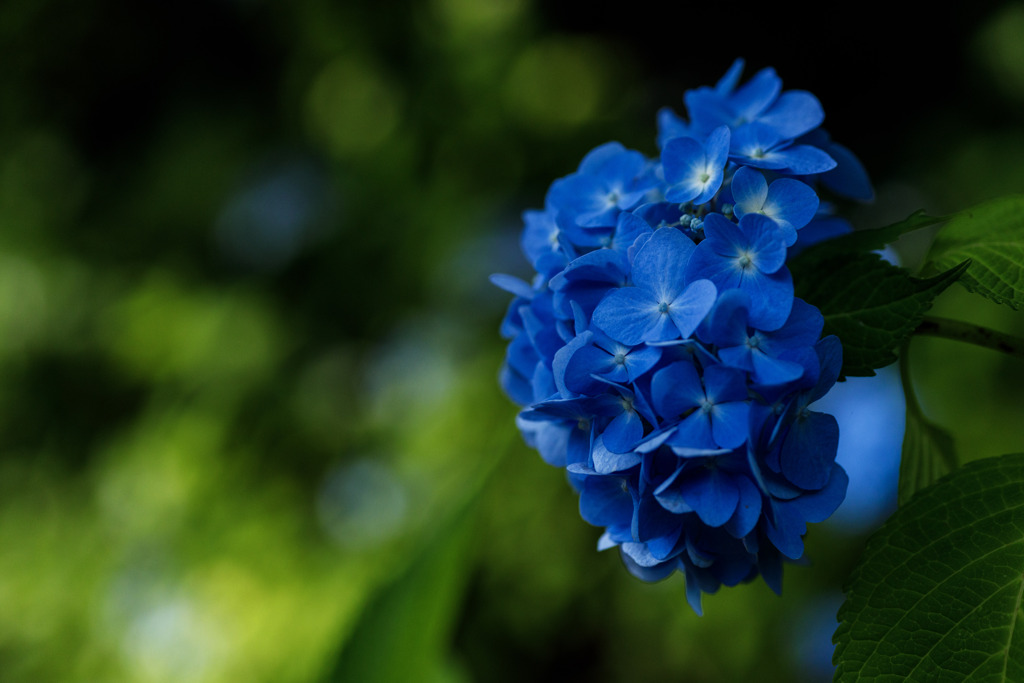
[1,1,1023,681]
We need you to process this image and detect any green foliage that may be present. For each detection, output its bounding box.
[925,195,1024,309]
[322,503,476,683]
[792,253,969,376]
[834,453,1024,682]
[795,210,947,263]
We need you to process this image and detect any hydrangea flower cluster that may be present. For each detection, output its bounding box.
[494,60,872,613]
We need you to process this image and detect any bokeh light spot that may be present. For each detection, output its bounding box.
[317,459,408,549]
[974,3,1024,102]
[430,0,525,37]
[305,57,402,157]
[502,38,609,130]
[214,157,338,271]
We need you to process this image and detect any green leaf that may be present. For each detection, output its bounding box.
[791,210,946,268]
[834,453,1024,682]
[897,349,959,506]
[322,504,476,683]
[898,402,958,506]
[792,253,969,376]
[924,194,1024,309]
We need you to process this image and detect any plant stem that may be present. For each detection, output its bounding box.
[914,315,1024,360]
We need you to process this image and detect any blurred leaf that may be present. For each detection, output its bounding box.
[322,500,477,683]
[924,194,1024,309]
[898,399,957,506]
[792,253,968,376]
[834,453,1024,682]
[793,210,947,266]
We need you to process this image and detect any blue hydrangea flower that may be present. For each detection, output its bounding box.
[730,166,819,246]
[687,213,793,330]
[662,126,731,204]
[494,60,871,614]
[592,228,717,345]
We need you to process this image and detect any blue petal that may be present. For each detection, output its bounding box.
[530,362,556,403]
[724,474,762,538]
[521,208,560,258]
[555,208,613,246]
[820,140,874,201]
[780,410,839,490]
[661,128,729,206]
[668,279,717,339]
[694,126,731,205]
[750,352,805,386]
[547,175,610,227]
[763,178,819,236]
[687,241,742,296]
[565,345,621,393]
[518,417,571,467]
[552,331,594,397]
[729,124,786,169]
[740,213,788,274]
[647,526,684,561]
[621,542,666,568]
[579,475,634,527]
[653,464,692,513]
[592,434,642,474]
[668,410,717,451]
[731,166,768,217]
[772,144,837,175]
[809,335,843,402]
[566,419,592,466]
[651,360,703,419]
[553,248,629,286]
[566,462,597,475]
[742,266,794,332]
[670,446,733,458]
[662,136,704,204]
[489,273,535,299]
[703,364,748,403]
[699,288,751,348]
[635,493,684,543]
[499,359,533,407]
[612,211,654,253]
[711,401,751,450]
[623,344,663,381]
[656,107,691,148]
[683,565,706,615]
[763,498,807,560]
[597,530,619,550]
[764,297,824,351]
[592,287,660,346]
[715,58,745,94]
[718,345,755,373]
[684,89,734,137]
[631,226,695,301]
[602,403,644,453]
[792,463,849,522]
[621,549,678,582]
[680,467,739,527]
[729,67,781,122]
[758,91,825,140]
[578,141,630,175]
[635,426,677,454]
